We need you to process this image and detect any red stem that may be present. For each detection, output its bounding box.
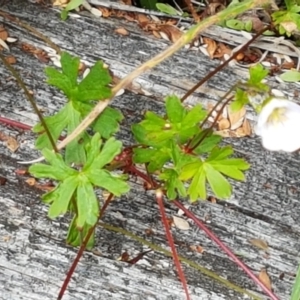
[156,190,191,300]
[0,116,32,130]
[57,193,115,300]
[0,116,66,140]
[173,200,279,300]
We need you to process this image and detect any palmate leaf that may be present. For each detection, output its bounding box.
[29,133,129,234]
[76,61,112,102]
[34,52,118,164]
[132,95,206,146]
[179,146,250,201]
[93,107,123,139]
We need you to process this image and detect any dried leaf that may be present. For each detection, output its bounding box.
[145,228,154,236]
[190,245,205,253]
[152,30,161,39]
[115,27,129,36]
[214,43,232,58]
[35,182,55,191]
[5,55,16,65]
[26,178,36,186]
[0,27,8,41]
[258,268,272,290]
[136,13,150,25]
[173,216,190,230]
[0,176,7,185]
[158,24,183,43]
[228,106,246,130]
[0,38,9,51]
[242,119,252,135]
[249,238,269,250]
[15,169,28,176]
[218,118,230,130]
[98,7,111,18]
[119,251,130,262]
[281,21,297,34]
[203,37,217,59]
[6,136,19,152]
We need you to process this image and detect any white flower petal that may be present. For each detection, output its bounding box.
[256,98,300,152]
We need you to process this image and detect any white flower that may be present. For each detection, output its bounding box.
[255,98,300,152]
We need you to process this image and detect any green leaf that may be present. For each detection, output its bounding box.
[33,105,69,151]
[142,111,166,130]
[87,169,129,196]
[207,146,233,161]
[181,105,206,128]
[92,137,123,169]
[77,61,112,102]
[76,177,99,227]
[165,95,185,123]
[192,131,222,154]
[139,0,158,9]
[244,20,252,32]
[226,19,245,30]
[280,70,300,82]
[39,53,114,164]
[93,107,123,139]
[61,9,68,21]
[60,52,80,88]
[180,161,202,181]
[67,216,95,249]
[291,262,300,300]
[133,148,157,164]
[188,166,206,201]
[179,146,249,201]
[248,64,269,85]
[159,169,187,200]
[65,0,84,11]
[133,146,171,173]
[156,3,180,15]
[45,67,73,98]
[29,148,77,181]
[65,104,89,165]
[204,163,232,198]
[231,88,249,111]
[84,133,103,169]
[48,176,78,218]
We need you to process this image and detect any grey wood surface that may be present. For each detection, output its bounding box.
[1,1,300,299]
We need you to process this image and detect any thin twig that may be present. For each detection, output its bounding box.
[0,52,58,152]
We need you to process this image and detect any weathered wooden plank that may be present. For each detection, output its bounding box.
[0,1,300,300]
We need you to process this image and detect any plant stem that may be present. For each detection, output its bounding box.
[57,192,115,300]
[0,52,58,152]
[181,26,270,102]
[156,189,190,300]
[173,200,279,300]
